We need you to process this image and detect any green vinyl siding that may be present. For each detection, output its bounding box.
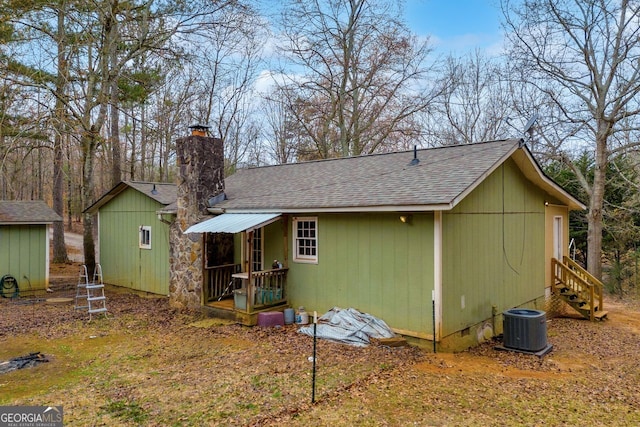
[287,212,434,335]
[0,225,48,291]
[97,188,170,295]
[263,220,285,268]
[442,158,546,337]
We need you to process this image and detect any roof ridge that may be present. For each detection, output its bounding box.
[242,139,518,171]
[127,180,175,185]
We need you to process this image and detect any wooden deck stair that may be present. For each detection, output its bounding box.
[552,256,608,321]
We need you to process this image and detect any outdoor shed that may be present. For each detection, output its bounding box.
[0,200,61,295]
[85,181,176,295]
[184,139,587,350]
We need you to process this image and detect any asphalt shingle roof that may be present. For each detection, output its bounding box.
[220,139,522,211]
[126,182,177,205]
[86,139,584,216]
[85,181,177,213]
[0,201,62,224]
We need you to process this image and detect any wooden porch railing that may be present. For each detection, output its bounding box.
[205,263,241,302]
[252,268,288,309]
[551,256,604,321]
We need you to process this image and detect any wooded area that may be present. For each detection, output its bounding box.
[1,0,639,293]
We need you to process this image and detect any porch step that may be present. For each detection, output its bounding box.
[553,257,606,322]
[593,310,608,320]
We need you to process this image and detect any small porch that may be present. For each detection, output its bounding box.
[186,213,290,325]
[204,264,289,325]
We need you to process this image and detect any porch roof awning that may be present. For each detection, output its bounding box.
[184,213,281,234]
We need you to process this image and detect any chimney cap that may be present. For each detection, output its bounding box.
[189,124,211,137]
[189,124,210,130]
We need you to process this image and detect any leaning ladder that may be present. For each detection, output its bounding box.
[75,264,107,320]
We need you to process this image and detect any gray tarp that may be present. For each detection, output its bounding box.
[298,307,395,347]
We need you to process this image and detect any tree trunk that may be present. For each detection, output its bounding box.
[81,128,98,276]
[110,91,121,186]
[109,22,121,187]
[140,104,146,180]
[586,128,609,280]
[52,136,68,263]
[52,5,68,264]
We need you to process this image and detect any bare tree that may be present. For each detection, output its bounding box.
[503,0,640,279]
[277,0,438,158]
[260,86,300,164]
[425,51,512,146]
[187,3,265,169]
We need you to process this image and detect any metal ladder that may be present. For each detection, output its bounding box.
[75,264,107,320]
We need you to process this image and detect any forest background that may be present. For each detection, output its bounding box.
[1,0,639,295]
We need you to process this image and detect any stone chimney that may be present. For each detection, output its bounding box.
[169,125,224,308]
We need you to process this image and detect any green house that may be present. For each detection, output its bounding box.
[186,139,588,350]
[85,182,176,295]
[0,201,61,295]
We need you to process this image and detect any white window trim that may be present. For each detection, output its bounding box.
[252,227,264,272]
[139,225,152,249]
[292,216,318,264]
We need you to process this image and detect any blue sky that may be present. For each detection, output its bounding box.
[404,0,505,56]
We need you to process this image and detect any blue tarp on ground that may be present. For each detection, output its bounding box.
[298,307,396,347]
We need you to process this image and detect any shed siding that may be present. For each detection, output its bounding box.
[442,158,546,337]
[287,212,435,335]
[0,225,48,291]
[98,188,170,295]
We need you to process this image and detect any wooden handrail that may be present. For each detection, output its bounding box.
[205,263,241,302]
[204,263,238,271]
[206,265,289,311]
[251,268,288,309]
[563,257,601,286]
[562,256,604,317]
[552,258,604,321]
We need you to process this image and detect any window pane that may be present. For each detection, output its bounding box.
[294,218,317,262]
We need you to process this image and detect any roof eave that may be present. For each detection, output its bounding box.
[84,182,130,214]
[0,221,58,225]
[512,147,586,211]
[85,181,174,214]
[220,204,454,214]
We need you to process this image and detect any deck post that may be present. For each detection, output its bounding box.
[246,230,254,313]
[282,215,289,269]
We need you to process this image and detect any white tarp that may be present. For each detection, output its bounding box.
[298,307,396,347]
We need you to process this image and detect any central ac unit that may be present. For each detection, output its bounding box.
[503,309,548,352]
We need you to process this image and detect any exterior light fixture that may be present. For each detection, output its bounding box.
[400,215,412,224]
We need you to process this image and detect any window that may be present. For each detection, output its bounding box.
[252,228,263,272]
[293,217,317,263]
[139,226,151,249]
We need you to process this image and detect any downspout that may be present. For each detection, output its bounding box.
[156,213,173,225]
[433,211,443,351]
